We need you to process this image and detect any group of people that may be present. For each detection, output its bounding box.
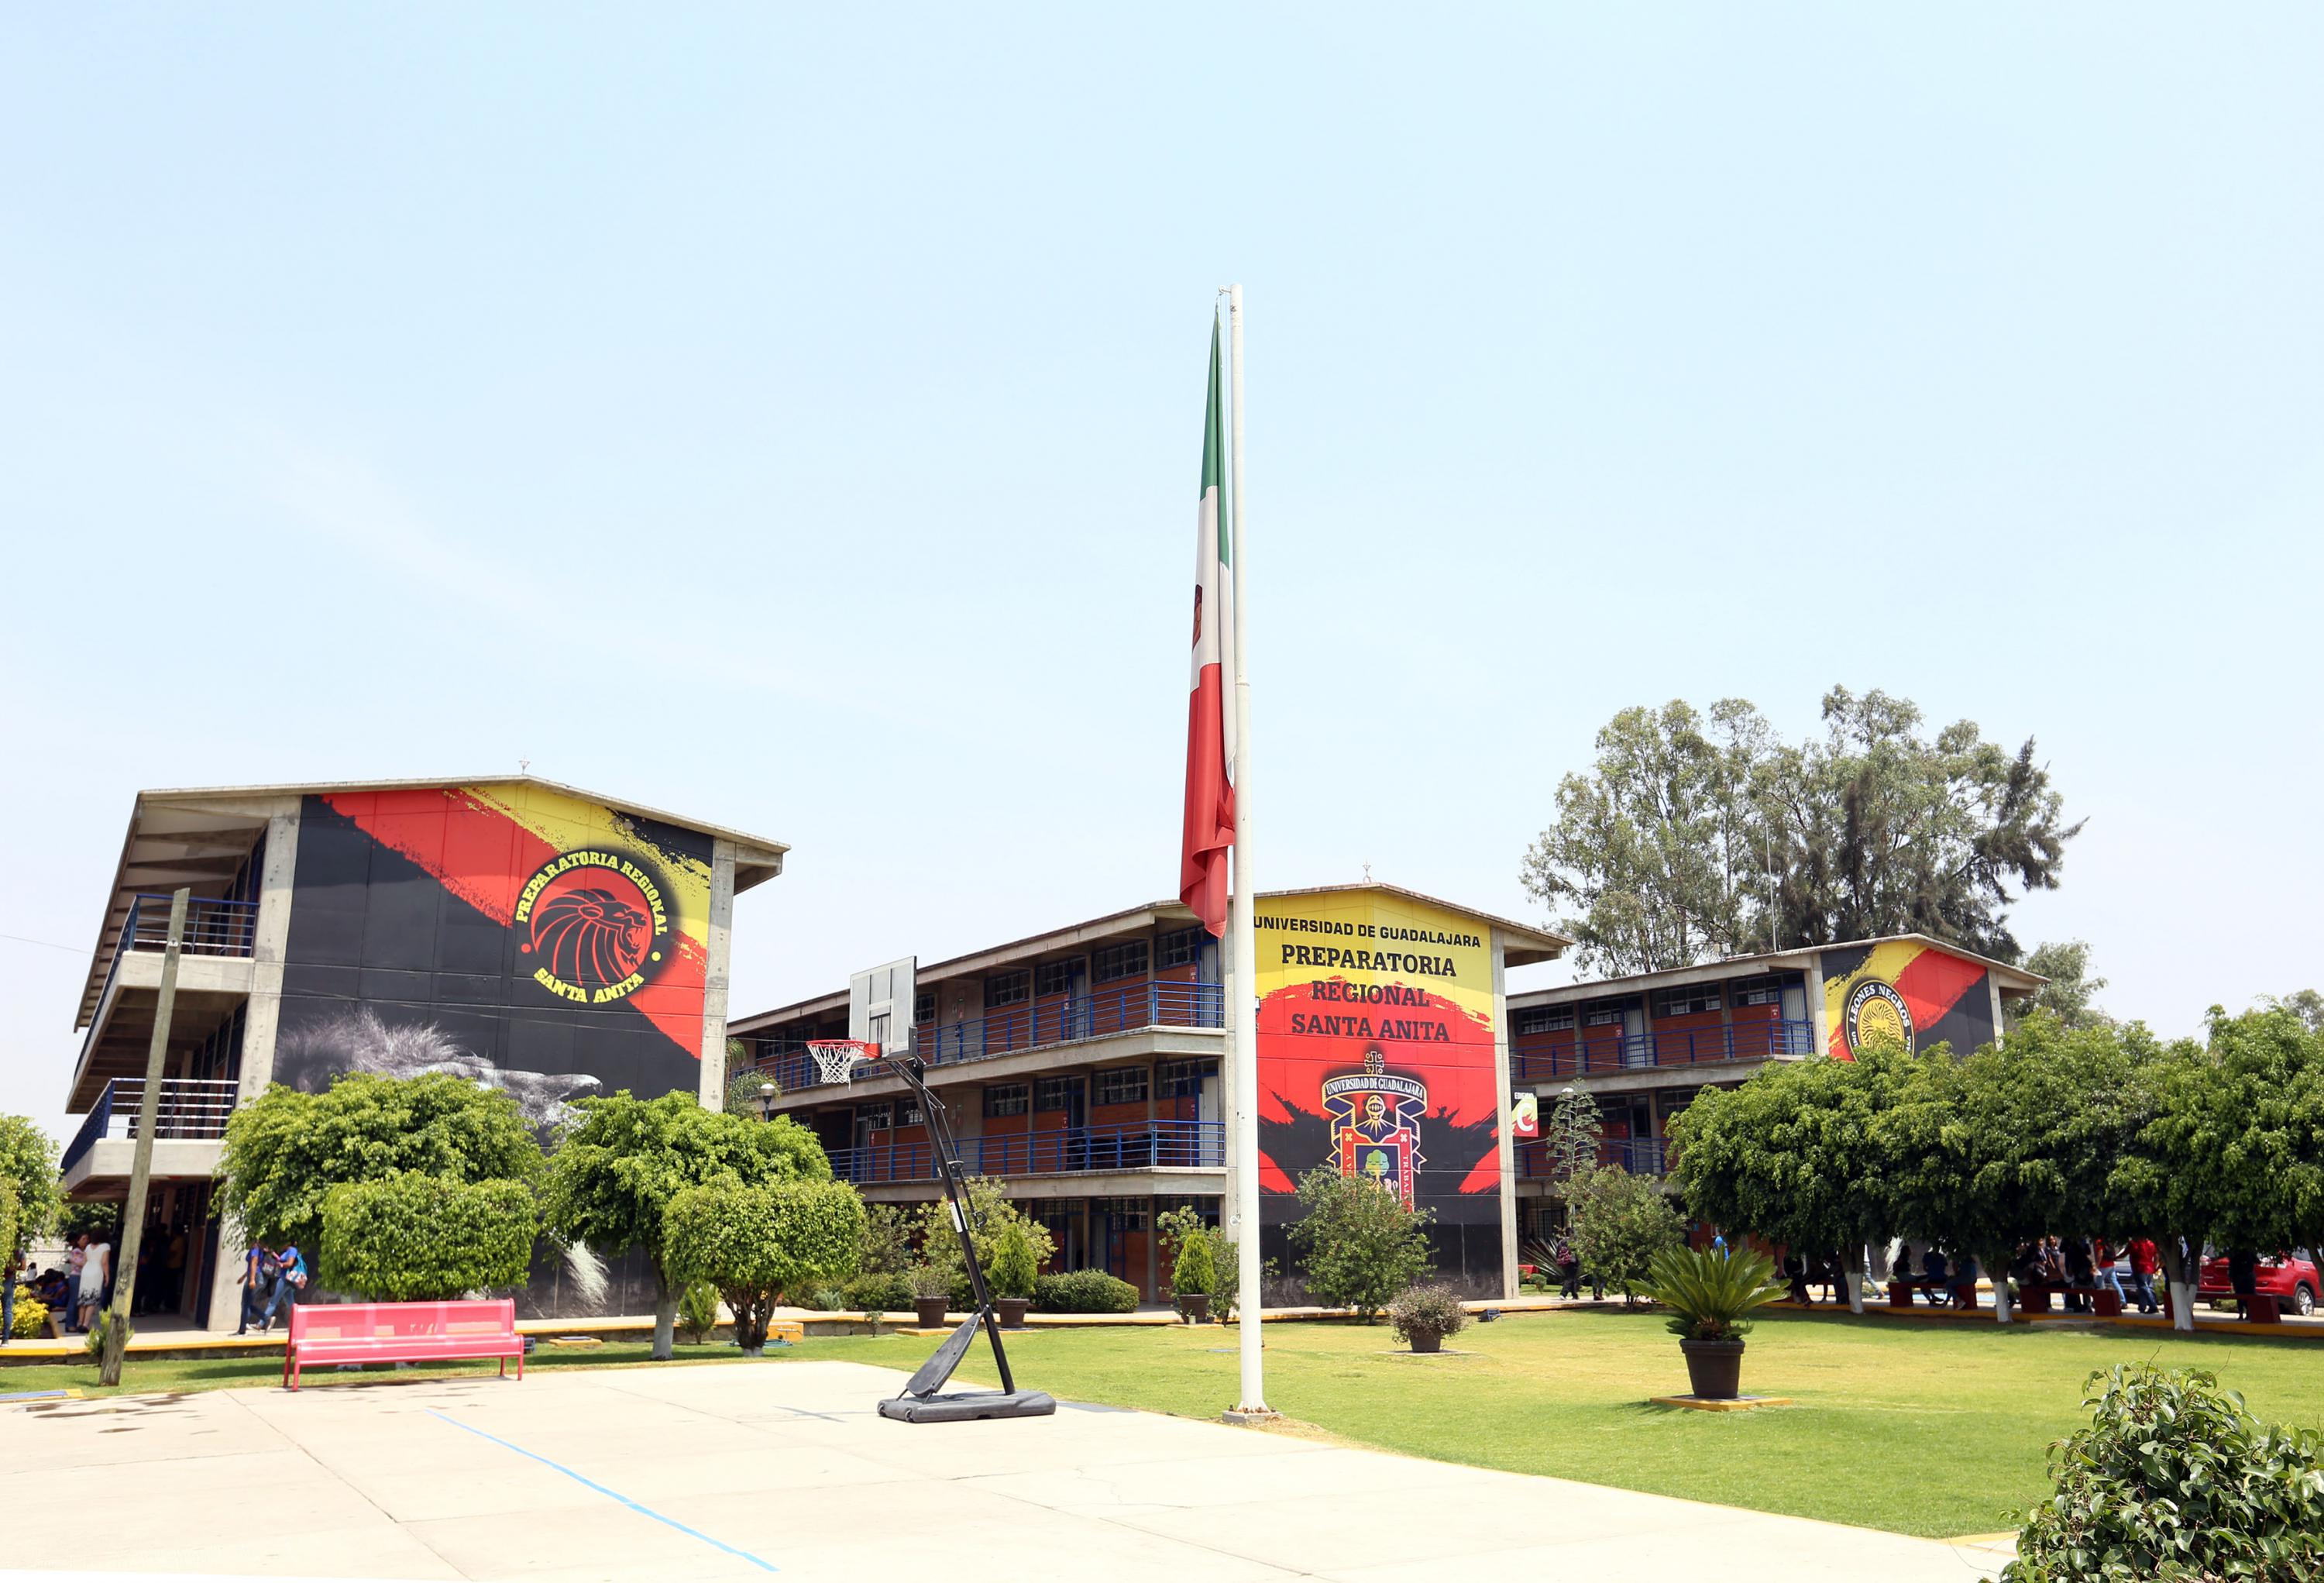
[2006,1235,2163,1313]
[3,1230,119,1337]
[233,1240,308,1334]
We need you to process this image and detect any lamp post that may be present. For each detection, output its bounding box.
[757,1082,776,1124]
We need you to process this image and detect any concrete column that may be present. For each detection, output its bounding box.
[1490,931,1518,1301]
[699,839,738,1108]
[1806,954,1834,1057]
[208,797,300,1331]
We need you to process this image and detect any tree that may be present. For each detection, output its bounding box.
[988,1220,1040,1302]
[0,1116,61,1258]
[215,1073,543,1253]
[2113,1006,2324,1331]
[663,1178,865,1352]
[2259,989,2324,1033]
[910,1177,1055,1299]
[1521,688,2080,973]
[1669,1047,1909,1313]
[2020,941,2111,1029]
[1287,1166,1432,1320]
[1540,1089,1604,1182]
[318,1172,539,1300]
[1564,1166,1684,1303]
[541,1090,831,1360]
[858,1202,911,1275]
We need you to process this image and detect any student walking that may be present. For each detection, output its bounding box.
[235,1243,278,1336]
[2127,1237,2161,1313]
[63,1235,87,1332]
[263,1243,308,1331]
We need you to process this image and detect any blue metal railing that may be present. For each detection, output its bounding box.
[829,1118,1226,1184]
[751,979,1226,1092]
[60,1077,241,1175]
[1518,1135,1669,1179]
[1511,1017,1815,1082]
[77,895,263,1074]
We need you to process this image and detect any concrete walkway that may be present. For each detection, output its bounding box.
[0,1361,2011,1581]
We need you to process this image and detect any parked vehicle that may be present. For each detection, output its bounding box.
[2196,1251,2319,1316]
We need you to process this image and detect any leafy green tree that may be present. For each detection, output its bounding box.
[1523,688,2080,972]
[1565,1165,1685,1303]
[858,1202,911,1275]
[57,1201,118,1241]
[663,1177,865,1352]
[1670,1046,1909,1313]
[1540,1089,1604,1182]
[988,1219,1040,1302]
[910,1177,1055,1299]
[2259,989,2324,1034]
[1287,1166,1432,1320]
[318,1172,538,1300]
[215,1073,543,1253]
[541,1090,830,1359]
[0,1117,61,1258]
[0,1180,18,1273]
[2006,1364,2324,1582]
[2019,941,2111,1029]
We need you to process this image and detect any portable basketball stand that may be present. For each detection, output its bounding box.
[815,1034,1055,1425]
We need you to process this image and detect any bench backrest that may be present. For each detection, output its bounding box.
[287,1299,517,1346]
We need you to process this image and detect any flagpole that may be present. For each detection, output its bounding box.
[1224,283,1270,1420]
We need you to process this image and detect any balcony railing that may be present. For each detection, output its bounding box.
[1511,1017,1815,1082]
[1517,1136,1669,1179]
[750,979,1226,1093]
[78,895,262,1074]
[60,1077,241,1175]
[829,1118,1226,1185]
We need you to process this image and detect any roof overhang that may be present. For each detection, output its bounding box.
[1508,932,2049,1007]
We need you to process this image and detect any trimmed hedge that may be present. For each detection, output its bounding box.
[318,1172,538,1301]
[841,1271,913,1313]
[1034,1268,1139,1313]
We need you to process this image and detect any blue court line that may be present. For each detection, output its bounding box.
[426,1408,776,1572]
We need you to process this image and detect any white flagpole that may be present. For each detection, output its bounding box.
[1224,283,1270,1419]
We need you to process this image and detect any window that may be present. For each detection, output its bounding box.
[1094,940,1150,983]
[1096,1066,1149,1106]
[854,1102,892,1130]
[901,1103,923,1127]
[985,970,1030,1008]
[1583,1003,1627,1028]
[1158,1058,1216,1097]
[1653,985,1722,1017]
[1158,927,1205,969]
[1034,1075,1084,1112]
[1092,1197,1149,1230]
[1728,975,1786,1008]
[1034,959,1081,997]
[914,989,936,1024]
[1513,1005,1575,1035]
[983,1083,1029,1118]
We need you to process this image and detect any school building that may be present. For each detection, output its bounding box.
[731,884,1572,1302]
[57,777,788,1329]
[1506,934,2045,1242]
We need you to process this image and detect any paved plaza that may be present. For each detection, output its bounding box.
[0,1360,2010,1582]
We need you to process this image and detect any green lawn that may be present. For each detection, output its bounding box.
[10,1309,2322,1539]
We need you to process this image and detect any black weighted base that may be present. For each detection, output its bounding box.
[878,1389,1057,1424]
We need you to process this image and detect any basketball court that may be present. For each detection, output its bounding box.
[0,1359,2011,1581]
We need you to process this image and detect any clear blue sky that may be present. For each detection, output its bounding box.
[5,8,2319,1141]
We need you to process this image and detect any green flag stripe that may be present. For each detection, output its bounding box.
[1202,312,1231,568]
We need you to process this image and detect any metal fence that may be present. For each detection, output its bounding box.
[60,1077,241,1175]
[1511,1018,1815,1082]
[828,1119,1226,1184]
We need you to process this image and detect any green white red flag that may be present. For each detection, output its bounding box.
[1180,315,1236,937]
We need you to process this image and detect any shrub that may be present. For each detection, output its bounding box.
[1387,1284,1468,1347]
[1172,1222,1216,1305]
[664,1177,865,1351]
[1566,1166,1685,1303]
[1286,1166,1432,1321]
[2006,1364,2324,1582]
[11,1290,48,1340]
[1033,1269,1139,1313]
[676,1280,722,1344]
[84,1309,131,1361]
[801,1288,845,1313]
[905,1263,952,1301]
[988,1220,1039,1301]
[841,1271,911,1313]
[1644,1246,1783,1342]
[859,1203,910,1275]
[913,1179,1055,1290]
[319,1172,538,1300]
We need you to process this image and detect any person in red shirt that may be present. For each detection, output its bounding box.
[2126,1237,2161,1314]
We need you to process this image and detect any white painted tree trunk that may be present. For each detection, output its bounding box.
[1844,1245,1867,1314]
[2168,1278,2197,1333]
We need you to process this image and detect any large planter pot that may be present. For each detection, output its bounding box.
[1177,1293,1211,1325]
[913,1297,949,1328]
[1886,1280,1915,1310]
[1407,1329,1444,1354]
[995,1297,1030,1330]
[2092,1289,2123,1319]
[1678,1338,1746,1400]
[2245,1293,2281,1324]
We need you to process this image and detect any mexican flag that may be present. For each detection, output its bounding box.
[1180,315,1236,937]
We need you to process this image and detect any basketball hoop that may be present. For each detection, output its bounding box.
[806,1038,880,1088]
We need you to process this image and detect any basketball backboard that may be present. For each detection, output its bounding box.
[849,956,917,1055]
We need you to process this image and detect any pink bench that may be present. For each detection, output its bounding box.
[282,1299,524,1391]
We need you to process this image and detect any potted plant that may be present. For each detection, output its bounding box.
[1644,1245,1783,1400]
[1387,1284,1468,1354]
[988,1222,1037,1329]
[906,1264,951,1329]
[1173,1224,1215,1323]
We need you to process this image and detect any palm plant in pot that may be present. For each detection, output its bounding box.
[1644,1245,1783,1400]
[988,1220,1037,1329]
[906,1263,951,1329]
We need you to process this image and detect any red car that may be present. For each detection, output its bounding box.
[2197,1251,2319,1316]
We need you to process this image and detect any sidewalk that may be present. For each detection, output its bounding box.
[0,1358,2011,1582]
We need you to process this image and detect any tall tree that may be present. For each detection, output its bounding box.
[540,1090,829,1359]
[0,1117,61,1261]
[1522,688,2079,973]
[2019,941,2111,1029]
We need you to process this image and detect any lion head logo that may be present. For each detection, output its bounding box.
[535,886,651,989]
[515,851,669,1003]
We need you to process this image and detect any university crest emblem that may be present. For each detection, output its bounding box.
[1323,1047,1427,1208]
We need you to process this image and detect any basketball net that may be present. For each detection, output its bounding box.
[806,1038,879,1088]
